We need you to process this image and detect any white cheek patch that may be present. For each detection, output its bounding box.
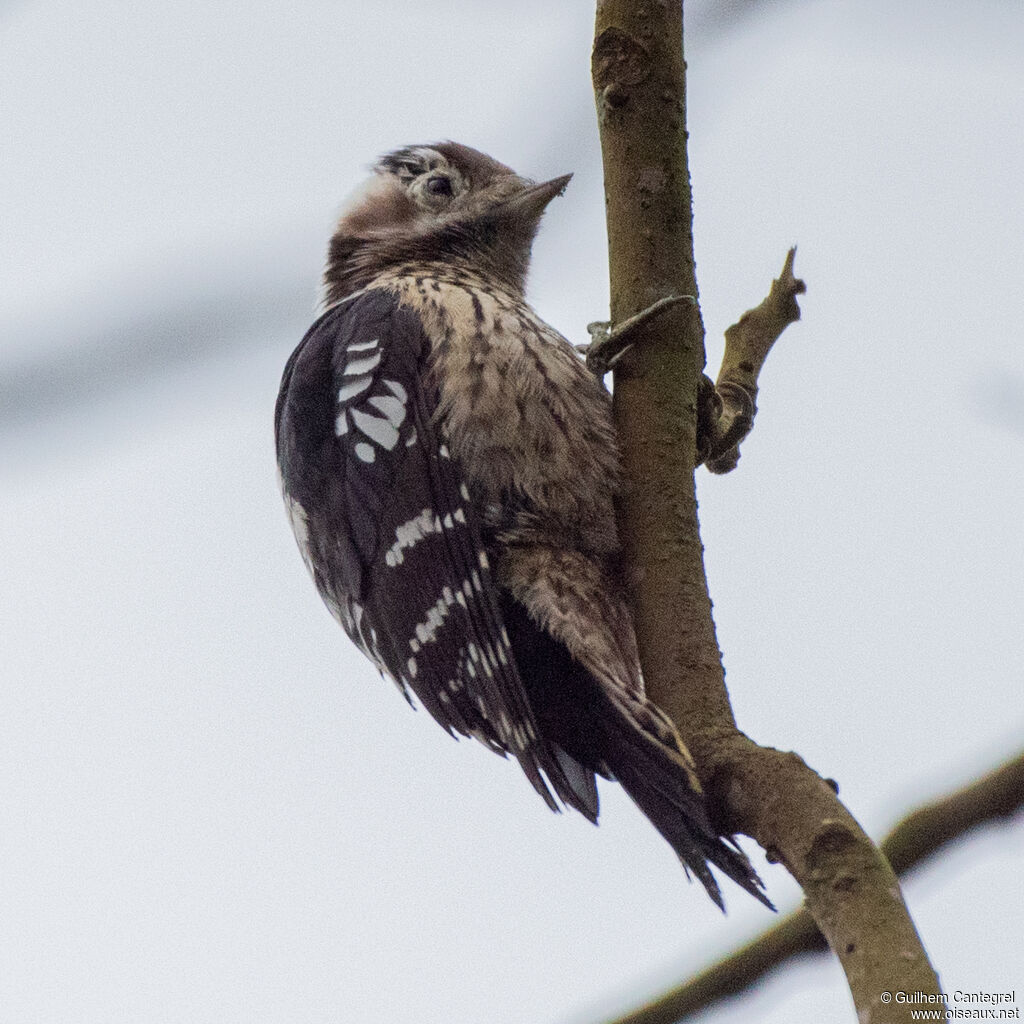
[334,174,410,234]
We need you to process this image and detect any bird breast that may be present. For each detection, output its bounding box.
[383,272,623,557]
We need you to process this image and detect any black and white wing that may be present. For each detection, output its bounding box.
[275,288,595,818]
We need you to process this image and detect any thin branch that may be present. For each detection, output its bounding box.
[703,247,805,473]
[881,751,1024,873]
[604,750,1024,1024]
[591,2,943,1021]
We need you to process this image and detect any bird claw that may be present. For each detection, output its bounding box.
[580,295,695,376]
[578,320,635,375]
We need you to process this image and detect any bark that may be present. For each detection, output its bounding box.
[591,2,944,1020]
[606,750,1024,1023]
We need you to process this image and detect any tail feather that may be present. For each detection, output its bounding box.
[593,692,774,911]
[498,589,772,910]
[552,745,600,824]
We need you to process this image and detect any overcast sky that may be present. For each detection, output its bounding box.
[2,2,1022,1023]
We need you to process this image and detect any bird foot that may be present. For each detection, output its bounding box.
[578,294,696,376]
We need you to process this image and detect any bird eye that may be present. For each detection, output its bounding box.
[425,175,453,197]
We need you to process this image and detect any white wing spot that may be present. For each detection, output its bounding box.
[407,656,418,679]
[334,412,348,436]
[406,427,418,448]
[345,351,382,375]
[459,483,471,501]
[338,375,373,403]
[351,408,400,449]
[383,378,408,403]
[497,712,512,743]
[351,601,365,636]
[453,508,466,524]
[347,337,379,353]
[282,493,314,575]
[384,508,440,567]
[368,394,406,428]
[354,442,376,463]
[413,588,459,646]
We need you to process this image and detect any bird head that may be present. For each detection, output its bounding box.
[324,142,571,304]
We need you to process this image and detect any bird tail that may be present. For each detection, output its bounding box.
[592,688,773,912]
[495,585,771,909]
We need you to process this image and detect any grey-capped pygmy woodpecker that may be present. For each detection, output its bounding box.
[274,142,770,910]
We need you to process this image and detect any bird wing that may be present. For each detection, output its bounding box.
[275,288,595,817]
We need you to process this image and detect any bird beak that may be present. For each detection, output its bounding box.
[504,173,573,220]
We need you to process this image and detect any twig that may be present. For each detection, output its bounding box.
[603,750,1024,1024]
[702,247,805,473]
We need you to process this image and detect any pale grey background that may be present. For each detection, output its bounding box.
[2,2,1022,1022]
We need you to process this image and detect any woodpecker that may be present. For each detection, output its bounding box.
[275,142,770,910]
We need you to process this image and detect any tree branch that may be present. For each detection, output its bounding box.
[591,2,943,1020]
[604,750,1024,1024]
[702,247,805,473]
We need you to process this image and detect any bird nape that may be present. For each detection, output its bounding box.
[275,140,771,912]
